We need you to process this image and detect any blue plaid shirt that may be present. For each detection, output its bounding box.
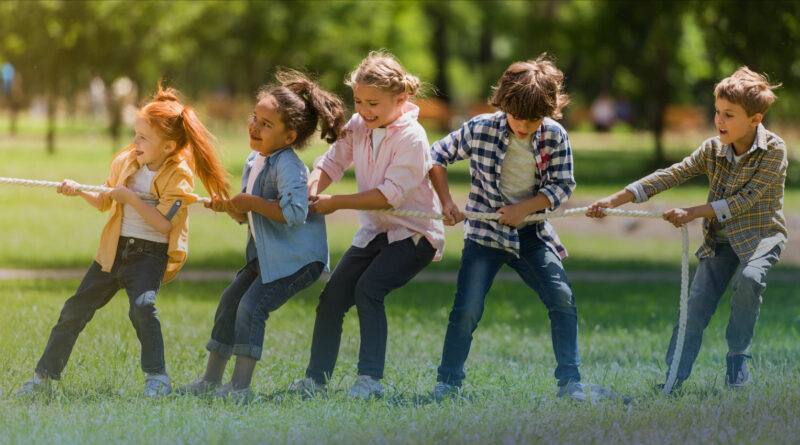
[431,112,575,258]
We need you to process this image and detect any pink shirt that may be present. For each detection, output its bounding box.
[314,102,445,260]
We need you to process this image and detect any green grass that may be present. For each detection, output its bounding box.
[2,279,799,443]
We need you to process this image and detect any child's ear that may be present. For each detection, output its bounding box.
[164,140,177,153]
[395,92,409,106]
[749,112,763,127]
[285,130,298,145]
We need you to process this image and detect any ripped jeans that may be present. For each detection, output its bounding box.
[36,236,169,379]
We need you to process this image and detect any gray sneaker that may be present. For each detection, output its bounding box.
[16,376,49,398]
[556,381,586,402]
[726,354,752,390]
[143,374,171,397]
[175,378,219,396]
[214,382,254,404]
[287,377,327,397]
[431,382,459,401]
[348,375,384,399]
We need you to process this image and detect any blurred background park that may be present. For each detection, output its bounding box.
[1,1,800,442]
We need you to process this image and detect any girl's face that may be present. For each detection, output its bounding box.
[505,113,543,139]
[249,96,297,156]
[133,116,176,171]
[714,98,761,153]
[352,84,407,130]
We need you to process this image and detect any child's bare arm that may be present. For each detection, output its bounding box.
[110,187,171,234]
[57,179,106,211]
[663,203,714,228]
[497,194,551,227]
[308,168,333,197]
[430,165,464,225]
[586,189,635,218]
[230,193,287,223]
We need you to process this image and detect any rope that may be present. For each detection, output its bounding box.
[377,206,688,395]
[1,175,688,395]
[0,176,211,204]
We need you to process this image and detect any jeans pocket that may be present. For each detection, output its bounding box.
[286,263,322,296]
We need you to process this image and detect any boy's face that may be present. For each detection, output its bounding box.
[506,113,543,139]
[714,98,762,152]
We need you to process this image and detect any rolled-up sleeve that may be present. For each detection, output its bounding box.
[156,169,196,228]
[538,129,575,210]
[431,121,473,167]
[276,156,310,226]
[377,133,429,208]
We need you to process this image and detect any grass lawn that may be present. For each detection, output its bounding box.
[2,278,799,443]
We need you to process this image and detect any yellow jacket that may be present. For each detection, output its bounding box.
[96,147,196,283]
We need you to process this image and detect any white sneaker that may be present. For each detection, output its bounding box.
[16,376,49,398]
[348,375,384,399]
[556,380,586,402]
[143,374,172,397]
[287,377,327,397]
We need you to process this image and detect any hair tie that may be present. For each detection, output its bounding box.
[301,92,309,101]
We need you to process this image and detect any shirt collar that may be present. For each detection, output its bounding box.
[717,123,768,161]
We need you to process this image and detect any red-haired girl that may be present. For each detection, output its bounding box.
[17,86,230,397]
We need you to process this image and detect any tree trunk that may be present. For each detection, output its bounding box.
[46,91,57,155]
[428,5,449,103]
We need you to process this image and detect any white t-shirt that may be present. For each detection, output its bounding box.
[246,154,267,241]
[121,166,168,243]
[372,128,387,162]
[499,133,539,228]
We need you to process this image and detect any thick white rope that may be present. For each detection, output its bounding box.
[0,176,211,204]
[1,175,688,395]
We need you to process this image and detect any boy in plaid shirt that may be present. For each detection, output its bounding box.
[430,55,585,401]
[588,67,787,393]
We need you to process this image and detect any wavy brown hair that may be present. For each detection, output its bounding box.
[715,66,781,116]
[257,69,347,149]
[489,54,569,120]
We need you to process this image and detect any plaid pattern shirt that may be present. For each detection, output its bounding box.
[627,123,787,262]
[431,112,575,258]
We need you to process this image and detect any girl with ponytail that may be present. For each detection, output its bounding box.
[288,51,445,399]
[177,70,346,402]
[17,85,230,398]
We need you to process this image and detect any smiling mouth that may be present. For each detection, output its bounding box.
[135,150,143,156]
[250,134,262,141]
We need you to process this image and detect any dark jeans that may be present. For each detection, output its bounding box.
[665,243,781,381]
[207,260,324,360]
[36,236,168,379]
[306,233,436,383]
[437,226,581,387]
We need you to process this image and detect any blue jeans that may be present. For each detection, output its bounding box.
[438,226,581,387]
[206,260,324,360]
[665,243,781,381]
[305,233,436,383]
[36,237,168,379]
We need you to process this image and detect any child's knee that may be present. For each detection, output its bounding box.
[129,290,158,320]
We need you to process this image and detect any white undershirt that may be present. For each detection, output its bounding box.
[372,128,387,162]
[121,166,168,243]
[499,133,539,229]
[246,154,267,241]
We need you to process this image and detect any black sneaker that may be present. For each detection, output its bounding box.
[726,354,751,390]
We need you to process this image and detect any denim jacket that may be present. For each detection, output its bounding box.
[241,147,329,283]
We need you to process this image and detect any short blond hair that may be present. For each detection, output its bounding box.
[714,67,781,116]
[346,50,420,97]
[489,54,569,120]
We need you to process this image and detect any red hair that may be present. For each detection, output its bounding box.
[138,85,230,199]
